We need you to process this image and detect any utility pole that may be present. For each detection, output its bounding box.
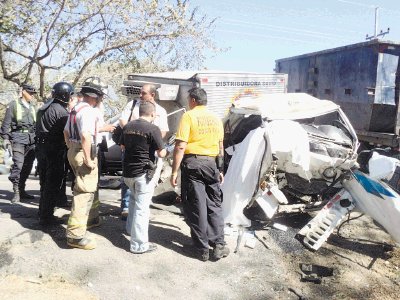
[366,6,390,40]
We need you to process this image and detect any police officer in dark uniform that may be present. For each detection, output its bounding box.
[1,84,37,203]
[36,82,74,225]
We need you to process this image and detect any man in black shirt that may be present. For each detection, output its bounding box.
[121,101,166,254]
[36,82,74,225]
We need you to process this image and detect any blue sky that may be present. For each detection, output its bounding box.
[190,0,400,72]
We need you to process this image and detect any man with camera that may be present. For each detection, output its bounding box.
[121,101,166,254]
[118,83,169,219]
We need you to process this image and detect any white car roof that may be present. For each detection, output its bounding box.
[230,93,340,120]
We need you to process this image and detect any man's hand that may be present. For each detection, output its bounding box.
[170,173,178,187]
[102,124,116,133]
[84,158,96,170]
[219,172,224,184]
[3,139,11,150]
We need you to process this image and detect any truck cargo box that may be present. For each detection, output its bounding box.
[275,40,400,137]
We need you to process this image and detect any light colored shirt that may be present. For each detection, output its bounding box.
[120,100,169,132]
[96,105,105,141]
[64,102,98,143]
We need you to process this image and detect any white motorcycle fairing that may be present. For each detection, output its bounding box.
[343,171,400,244]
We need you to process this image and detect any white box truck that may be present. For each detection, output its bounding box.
[121,71,288,132]
[101,71,288,176]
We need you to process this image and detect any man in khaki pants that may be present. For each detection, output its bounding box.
[63,77,113,250]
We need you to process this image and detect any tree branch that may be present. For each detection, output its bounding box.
[38,1,111,61]
[26,31,45,81]
[44,0,66,52]
[2,43,31,60]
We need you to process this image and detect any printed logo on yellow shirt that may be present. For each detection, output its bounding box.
[197,116,221,135]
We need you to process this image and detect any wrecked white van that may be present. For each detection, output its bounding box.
[222,92,400,250]
[221,93,359,227]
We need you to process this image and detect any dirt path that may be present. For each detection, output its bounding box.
[0,175,399,299]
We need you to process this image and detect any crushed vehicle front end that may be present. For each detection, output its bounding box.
[222,93,359,227]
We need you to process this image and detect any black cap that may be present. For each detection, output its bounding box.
[21,84,37,94]
[80,86,103,99]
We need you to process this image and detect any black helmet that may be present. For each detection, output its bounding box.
[80,76,108,100]
[21,84,37,94]
[52,82,74,104]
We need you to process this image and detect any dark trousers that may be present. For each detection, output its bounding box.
[36,143,66,219]
[9,142,35,188]
[59,155,70,204]
[181,156,224,251]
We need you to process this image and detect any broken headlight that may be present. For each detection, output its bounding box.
[322,167,337,179]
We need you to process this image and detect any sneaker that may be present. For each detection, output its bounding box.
[57,200,71,208]
[182,245,209,261]
[121,209,129,221]
[67,237,96,250]
[199,249,210,262]
[20,190,34,200]
[131,244,157,254]
[213,244,230,260]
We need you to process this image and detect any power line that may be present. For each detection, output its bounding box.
[335,0,400,14]
[215,29,350,45]
[335,0,375,8]
[221,18,351,40]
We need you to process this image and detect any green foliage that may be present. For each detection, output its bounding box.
[0,0,217,96]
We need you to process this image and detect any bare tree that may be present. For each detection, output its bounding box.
[0,0,217,98]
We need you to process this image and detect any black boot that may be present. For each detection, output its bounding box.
[39,215,65,226]
[19,185,34,200]
[11,185,20,203]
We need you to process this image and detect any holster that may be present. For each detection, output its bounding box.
[144,161,157,182]
[98,136,108,152]
[90,143,97,160]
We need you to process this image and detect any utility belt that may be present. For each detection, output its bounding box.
[184,153,224,173]
[36,136,64,145]
[68,142,97,160]
[36,137,47,144]
[183,154,216,161]
[12,128,33,133]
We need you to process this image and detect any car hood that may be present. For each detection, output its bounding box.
[229,92,339,120]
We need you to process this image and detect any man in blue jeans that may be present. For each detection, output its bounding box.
[119,84,169,219]
[121,101,166,253]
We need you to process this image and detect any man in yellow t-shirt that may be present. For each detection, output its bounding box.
[171,87,229,262]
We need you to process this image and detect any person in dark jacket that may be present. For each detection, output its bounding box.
[36,82,74,225]
[1,84,37,203]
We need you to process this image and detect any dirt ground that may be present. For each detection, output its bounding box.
[0,174,400,300]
